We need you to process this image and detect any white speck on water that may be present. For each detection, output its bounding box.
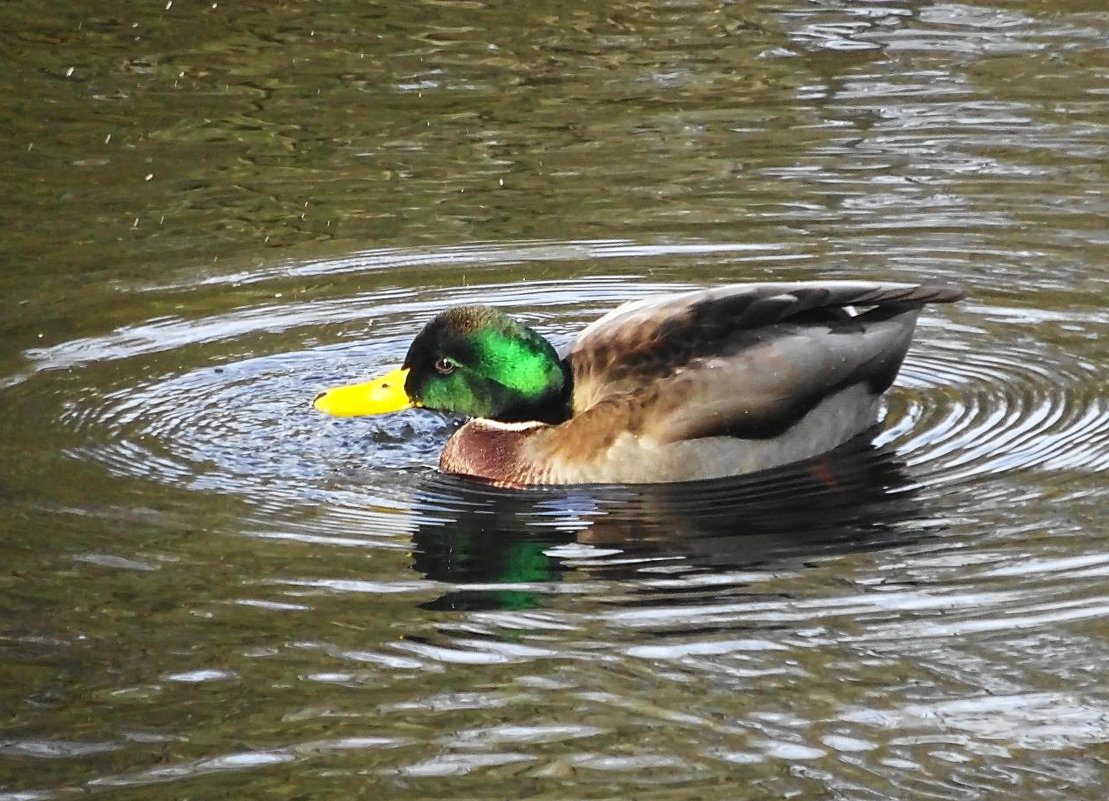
[165,669,236,683]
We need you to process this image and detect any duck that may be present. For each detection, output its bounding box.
[314,280,964,486]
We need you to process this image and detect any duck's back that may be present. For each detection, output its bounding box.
[523,281,963,483]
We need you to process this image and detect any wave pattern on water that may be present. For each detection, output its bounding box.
[2,0,1107,798]
[46,276,1107,523]
[23,267,1102,794]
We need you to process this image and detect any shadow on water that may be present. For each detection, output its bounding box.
[410,436,924,610]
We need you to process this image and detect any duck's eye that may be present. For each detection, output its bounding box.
[434,357,456,375]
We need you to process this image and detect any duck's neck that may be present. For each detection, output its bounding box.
[494,358,573,425]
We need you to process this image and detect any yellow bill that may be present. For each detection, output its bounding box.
[313,367,416,416]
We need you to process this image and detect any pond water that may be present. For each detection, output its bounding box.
[1,1,1106,799]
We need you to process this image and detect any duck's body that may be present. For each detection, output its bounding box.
[315,281,964,486]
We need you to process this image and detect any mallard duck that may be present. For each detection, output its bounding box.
[314,281,964,486]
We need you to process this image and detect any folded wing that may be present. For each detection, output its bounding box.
[566,281,964,444]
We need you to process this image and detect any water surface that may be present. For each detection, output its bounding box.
[1,1,1106,799]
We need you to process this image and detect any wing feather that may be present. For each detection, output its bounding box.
[567,281,964,441]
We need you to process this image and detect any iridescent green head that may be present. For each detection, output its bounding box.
[314,306,569,422]
[402,306,568,421]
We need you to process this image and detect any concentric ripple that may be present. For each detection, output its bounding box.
[15,267,1101,562]
[883,314,1108,484]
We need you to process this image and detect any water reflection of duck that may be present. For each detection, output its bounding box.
[316,281,963,486]
[410,441,921,609]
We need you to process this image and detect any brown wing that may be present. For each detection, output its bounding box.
[566,281,964,442]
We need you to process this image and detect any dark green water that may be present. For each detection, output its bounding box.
[1,1,1106,799]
